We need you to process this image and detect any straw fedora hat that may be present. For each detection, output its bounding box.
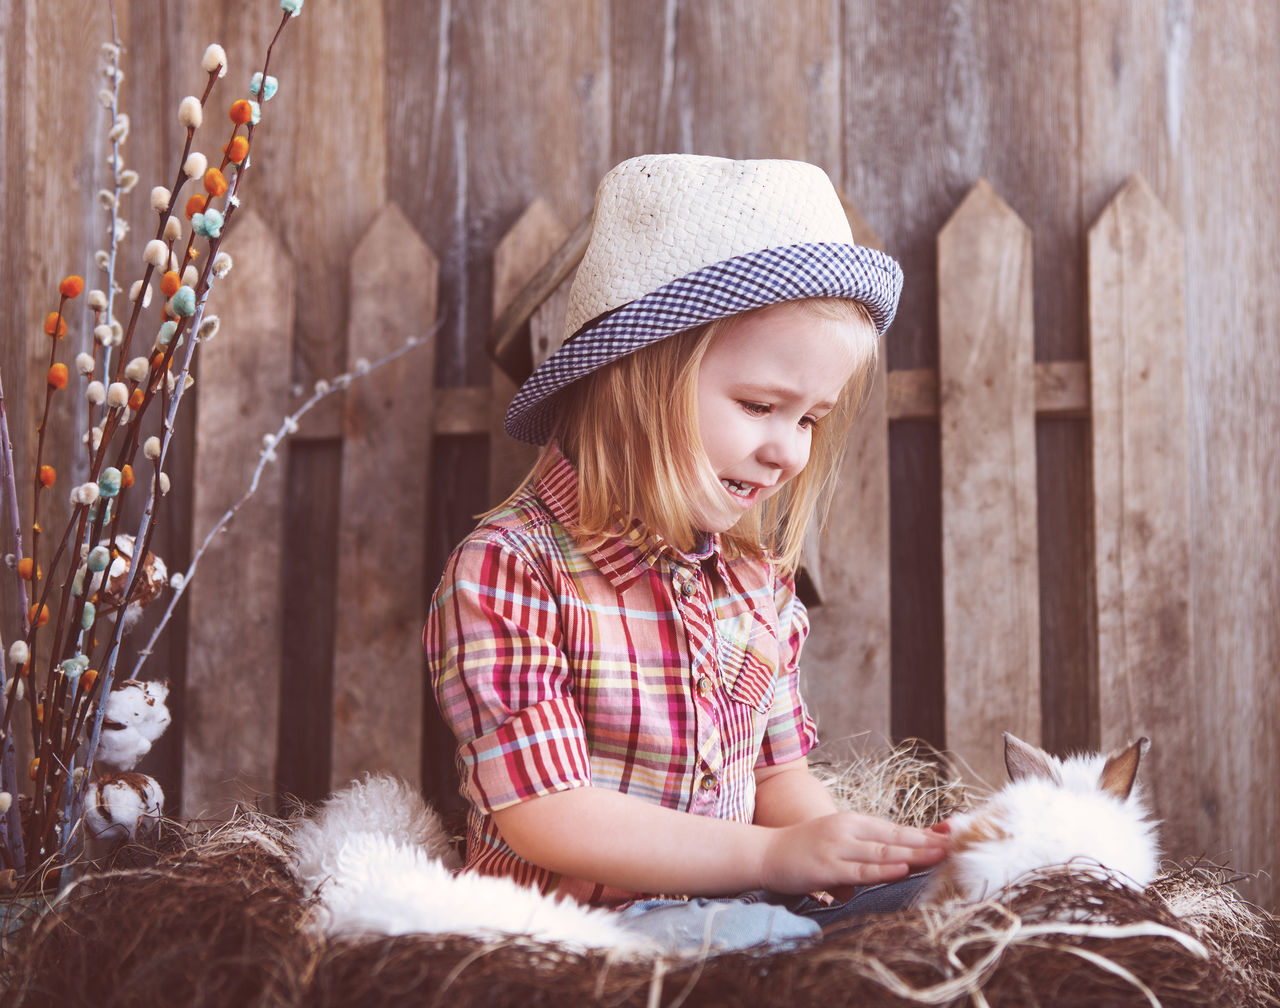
[504,153,903,445]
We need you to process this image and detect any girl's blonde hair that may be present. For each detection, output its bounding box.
[505,297,878,574]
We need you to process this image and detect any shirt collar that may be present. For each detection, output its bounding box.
[535,447,727,593]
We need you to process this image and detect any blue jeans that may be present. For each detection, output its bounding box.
[616,873,929,956]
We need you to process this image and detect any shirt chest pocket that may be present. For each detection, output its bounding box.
[715,610,780,715]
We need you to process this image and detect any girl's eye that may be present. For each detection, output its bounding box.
[740,401,770,416]
[799,415,818,430]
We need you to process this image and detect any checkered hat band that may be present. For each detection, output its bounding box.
[505,242,902,444]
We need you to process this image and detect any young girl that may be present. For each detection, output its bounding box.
[426,154,948,951]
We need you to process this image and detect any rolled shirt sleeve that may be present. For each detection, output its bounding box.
[428,535,593,813]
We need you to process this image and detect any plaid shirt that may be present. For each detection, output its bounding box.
[425,449,818,906]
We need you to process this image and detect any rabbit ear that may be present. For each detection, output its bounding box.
[1002,732,1062,784]
[1098,737,1150,800]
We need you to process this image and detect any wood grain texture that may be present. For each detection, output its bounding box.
[1178,0,1280,909]
[938,180,1040,788]
[183,210,293,819]
[489,199,565,503]
[803,204,891,750]
[330,204,438,790]
[1089,176,1197,857]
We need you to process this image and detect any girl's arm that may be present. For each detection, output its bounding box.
[491,783,948,898]
[752,755,841,826]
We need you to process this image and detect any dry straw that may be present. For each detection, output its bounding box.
[3,746,1277,1007]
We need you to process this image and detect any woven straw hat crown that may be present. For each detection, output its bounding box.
[565,155,862,339]
[505,153,903,444]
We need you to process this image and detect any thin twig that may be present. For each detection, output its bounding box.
[130,331,435,675]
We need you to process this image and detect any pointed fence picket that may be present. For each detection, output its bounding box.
[183,210,294,820]
[1088,175,1195,843]
[330,203,439,792]
[938,180,1041,788]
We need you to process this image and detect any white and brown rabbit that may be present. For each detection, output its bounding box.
[919,732,1160,905]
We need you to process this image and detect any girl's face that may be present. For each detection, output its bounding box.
[693,301,862,534]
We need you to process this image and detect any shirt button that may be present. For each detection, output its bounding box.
[700,773,717,791]
[696,676,713,697]
[680,579,696,598]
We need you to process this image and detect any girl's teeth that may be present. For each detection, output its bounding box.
[723,479,751,497]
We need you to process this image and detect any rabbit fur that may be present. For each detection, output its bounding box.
[290,774,644,951]
[919,733,1160,905]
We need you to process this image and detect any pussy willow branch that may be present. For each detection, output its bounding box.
[101,1,124,383]
[0,370,28,874]
[130,330,435,677]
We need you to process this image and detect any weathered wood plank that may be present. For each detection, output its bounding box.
[489,200,566,502]
[1175,0,1280,910]
[803,201,891,751]
[1088,175,1196,850]
[938,180,1040,788]
[183,210,293,819]
[330,204,438,791]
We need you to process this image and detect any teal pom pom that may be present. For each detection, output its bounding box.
[158,320,179,347]
[250,73,279,101]
[248,100,261,124]
[87,545,111,572]
[80,602,96,630]
[280,0,304,15]
[192,208,224,239]
[171,285,197,317]
[98,467,122,498]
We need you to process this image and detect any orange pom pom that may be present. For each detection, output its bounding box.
[59,275,85,298]
[121,464,135,489]
[129,387,145,410]
[16,557,34,580]
[47,363,68,389]
[82,668,99,691]
[229,99,252,125]
[29,603,49,628]
[28,758,39,781]
[185,193,208,219]
[203,167,228,198]
[43,312,67,338]
[160,270,182,298]
[34,703,44,724]
[38,465,56,488]
[224,135,250,164]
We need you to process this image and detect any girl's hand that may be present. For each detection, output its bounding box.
[760,811,950,895]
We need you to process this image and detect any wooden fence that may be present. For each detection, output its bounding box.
[140,174,1194,856]
[2,0,1275,913]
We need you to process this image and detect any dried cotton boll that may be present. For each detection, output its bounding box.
[109,113,130,143]
[88,289,108,311]
[94,250,111,272]
[158,473,171,495]
[124,357,150,383]
[211,251,233,278]
[164,216,182,242]
[182,265,199,288]
[128,279,152,308]
[83,772,164,858]
[97,189,119,210]
[118,170,139,193]
[76,352,96,375]
[144,436,162,460]
[144,239,169,268]
[0,793,10,815]
[107,382,129,409]
[178,95,203,130]
[94,324,113,347]
[113,218,130,243]
[203,43,228,77]
[183,151,208,179]
[150,185,171,213]
[7,641,29,666]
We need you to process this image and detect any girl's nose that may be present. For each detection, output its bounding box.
[757,424,809,473]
